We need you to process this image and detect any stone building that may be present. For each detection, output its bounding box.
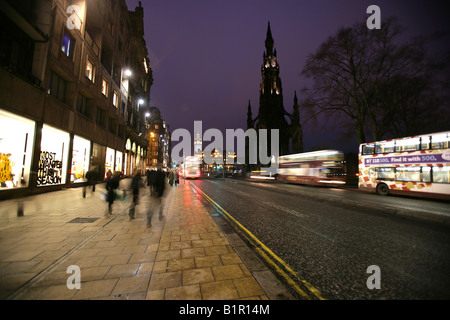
[146,106,171,170]
[247,22,303,166]
[0,0,152,199]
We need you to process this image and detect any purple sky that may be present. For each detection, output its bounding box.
[125,0,449,154]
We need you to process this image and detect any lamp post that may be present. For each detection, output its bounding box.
[138,98,144,110]
[145,112,150,168]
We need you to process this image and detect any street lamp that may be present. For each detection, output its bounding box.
[124,69,132,77]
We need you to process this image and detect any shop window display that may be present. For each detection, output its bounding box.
[105,147,115,178]
[71,136,91,183]
[115,151,123,173]
[0,109,35,189]
[37,125,69,186]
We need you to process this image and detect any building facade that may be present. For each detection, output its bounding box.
[146,106,171,170]
[0,0,152,199]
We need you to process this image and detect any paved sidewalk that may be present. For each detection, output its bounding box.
[0,179,293,300]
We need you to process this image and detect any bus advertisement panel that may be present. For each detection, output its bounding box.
[358,131,450,200]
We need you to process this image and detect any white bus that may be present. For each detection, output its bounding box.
[277,150,346,186]
[181,156,202,179]
[358,131,450,200]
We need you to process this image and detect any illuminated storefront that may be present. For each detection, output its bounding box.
[71,136,91,183]
[38,125,70,186]
[125,138,132,175]
[115,151,123,173]
[0,109,35,190]
[91,142,106,178]
[105,147,115,177]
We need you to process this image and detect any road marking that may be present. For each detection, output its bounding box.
[188,181,325,300]
[263,201,309,219]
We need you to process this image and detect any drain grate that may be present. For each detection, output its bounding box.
[68,217,100,223]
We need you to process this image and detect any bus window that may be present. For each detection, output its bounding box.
[422,167,431,183]
[362,144,375,155]
[431,133,449,150]
[396,167,421,182]
[375,141,395,154]
[420,136,430,150]
[376,167,395,181]
[396,138,420,152]
[432,167,450,183]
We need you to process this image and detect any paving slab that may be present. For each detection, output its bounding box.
[0,178,294,300]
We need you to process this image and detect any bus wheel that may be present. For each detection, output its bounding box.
[376,183,390,196]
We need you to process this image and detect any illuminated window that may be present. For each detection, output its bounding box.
[62,31,74,57]
[71,136,91,183]
[0,109,35,189]
[421,136,431,150]
[102,78,109,97]
[433,167,450,183]
[112,91,118,107]
[38,125,70,186]
[375,141,395,154]
[374,167,395,181]
[431,133,449,150]
[86,59,95,82]
[395,138,420,152]
[422,167,431,183]
[396,167,421,182]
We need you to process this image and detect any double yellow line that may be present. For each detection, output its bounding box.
[188,181,325,300]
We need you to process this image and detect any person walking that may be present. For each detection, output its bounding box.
[169,170,174,186]
[174,170,179,186]
[147,168,166,227]
[106,169,112,181]
[83,167,98,197]
[105,171,120,216]
[129,169,143,221]
[147,169,156,195]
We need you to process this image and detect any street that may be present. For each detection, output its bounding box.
[187,178,450,300]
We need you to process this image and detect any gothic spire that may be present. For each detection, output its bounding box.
[247,100,254,129]
[265,21,274,55]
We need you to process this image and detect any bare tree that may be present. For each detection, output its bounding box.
[301,17,449,144]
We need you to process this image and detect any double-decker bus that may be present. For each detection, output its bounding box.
[181,156,202,179]
[277,150,346,186]
[358,131,450,200]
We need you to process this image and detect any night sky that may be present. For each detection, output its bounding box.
[125,0,449,154]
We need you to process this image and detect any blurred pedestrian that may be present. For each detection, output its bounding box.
[147,168,166,227]
[106,169,112,181]
[83,167,98,197]
[169,170,174,186]
[129,169,143,221]
[174,170,179,186]
[147,169,156,195]
[105,171,120,216]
